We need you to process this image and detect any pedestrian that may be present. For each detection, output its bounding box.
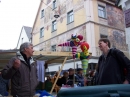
[67,68,77,86]
[2,42,39,97]
[57,71,68,87]
[96,38,130,85]
[75,68,84,86]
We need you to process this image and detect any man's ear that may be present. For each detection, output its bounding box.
[106,42,108,46]
[24,48,27,52]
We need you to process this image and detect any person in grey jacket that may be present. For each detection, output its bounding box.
[2,42,39,97]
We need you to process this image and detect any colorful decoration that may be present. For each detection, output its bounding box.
[75,41,91,75]
[58,34,83,59]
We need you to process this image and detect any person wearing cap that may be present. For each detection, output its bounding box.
[75,68,84,86]
[67,68,77,86]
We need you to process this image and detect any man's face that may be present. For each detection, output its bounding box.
[69,70,74,75]
[64,73,69,78]
[98,41,108,51]
[25,45,34,57]
[79,70,83,74]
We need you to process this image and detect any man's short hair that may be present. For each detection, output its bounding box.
[99,38,111,48]
[68,68,74,71]
[63,71,68,75]
[20,42,33,52]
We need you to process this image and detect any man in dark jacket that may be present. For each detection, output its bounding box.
[66,68,77,86]
[96,38,130,85]
[57,71,68,87]
[2,42,39,97]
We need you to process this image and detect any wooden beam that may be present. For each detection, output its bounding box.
[47,60,64,64]
[50,57,68,94]
[33,51,72,57]
[0,59,9,63]
[46,56,63,63]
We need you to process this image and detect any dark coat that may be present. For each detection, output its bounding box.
[2,51,39,96]
[57,77,67,87]
[96,48,130,85]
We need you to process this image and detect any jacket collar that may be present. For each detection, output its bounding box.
[16,51,35,65]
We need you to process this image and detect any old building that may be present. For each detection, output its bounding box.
[32,0,128,72]
[16,26,32,49]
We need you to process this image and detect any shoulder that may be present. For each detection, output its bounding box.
[110,48,123,56]
[110,48,122,53]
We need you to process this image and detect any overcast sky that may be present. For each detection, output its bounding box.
[0,0,40,49]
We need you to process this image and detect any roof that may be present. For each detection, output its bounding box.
[23,26,32,39]
[16,26,32,48]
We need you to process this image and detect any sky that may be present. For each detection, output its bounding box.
[0,0,40,49]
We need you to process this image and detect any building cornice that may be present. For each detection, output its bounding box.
[33,20,125,47]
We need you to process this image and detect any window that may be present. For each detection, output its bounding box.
[67,10,74,24]
[40,48,43,51]
[53,0,56,9]
[40,27,44,38]
[98,5,106,18]
[51,45,56,52]
[100,34,108,38]
[21,38,23,44]
[52,20,57,32]
[41,9,44,18]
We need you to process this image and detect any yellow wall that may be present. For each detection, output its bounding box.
[57,17,67,35]
[92,0,98,22]
[74,8,86,27]
[94,24,100,47]
[33,33,40,45]
[32,11,40,46]
[32,1,47,45]
[73,0,80,5]
[44,25,51,40]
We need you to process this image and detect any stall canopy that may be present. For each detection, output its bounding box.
[0,50,73,70]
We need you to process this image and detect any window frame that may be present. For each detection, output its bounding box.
[51,45,56,52]
[98,5,106,19]
[53,0,57,9]
[52,20,57,32]
[67,10,74,24]
[100,34,108,38]
[41,9,44,18]
[40,27,44,38]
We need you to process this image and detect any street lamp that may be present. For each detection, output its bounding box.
[54,14,60,18]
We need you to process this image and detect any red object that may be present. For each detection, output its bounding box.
[77,35,83,41]
[80,42,89,52]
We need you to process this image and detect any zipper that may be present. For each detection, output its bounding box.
[98,57,106,84]
[30,71,31,96]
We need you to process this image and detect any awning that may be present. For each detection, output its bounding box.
[0,50,72,70]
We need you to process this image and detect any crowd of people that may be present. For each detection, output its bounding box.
[0,38,130,96]
[44,68,98,93]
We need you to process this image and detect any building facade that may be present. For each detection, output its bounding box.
[116,0,130,58]
[32,0,128,72]
[16,26,32,49]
